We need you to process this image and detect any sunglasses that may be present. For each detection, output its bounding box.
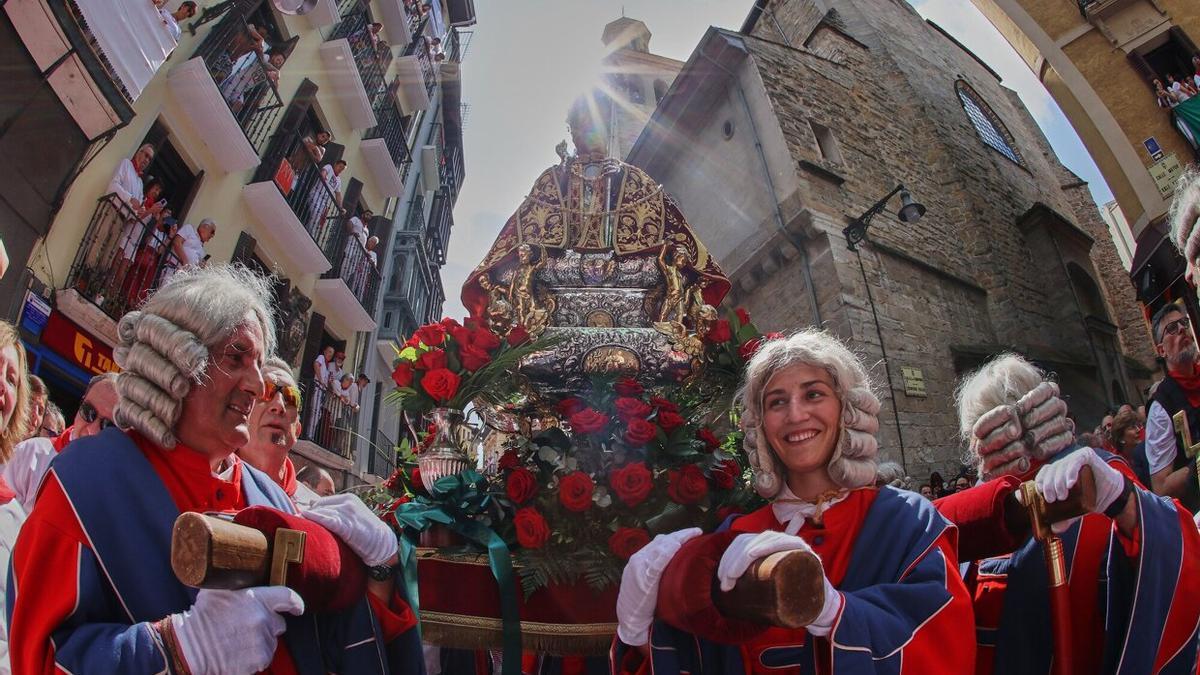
[262,380,302,409]
[79,401,114,429]
[1163,317,1191,337]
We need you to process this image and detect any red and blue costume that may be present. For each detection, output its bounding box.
[614,486,975,674]
[937,446,1200,674]
[7,427,423,674]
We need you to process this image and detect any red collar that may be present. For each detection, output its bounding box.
[52,426,74,453]
[280,456,298,497]
[1169,370,1200,407]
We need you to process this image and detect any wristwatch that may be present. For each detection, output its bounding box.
[368,561,398,581]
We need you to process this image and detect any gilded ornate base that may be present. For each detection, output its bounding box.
[420,610,617,657]
[519,327,694,392]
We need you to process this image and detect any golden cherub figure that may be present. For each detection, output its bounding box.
[509,243,548,331]
[657,244,693,324]
[477,274,513,335]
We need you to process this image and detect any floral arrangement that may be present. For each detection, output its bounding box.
[386,317,543,418]
[371,309,779,594]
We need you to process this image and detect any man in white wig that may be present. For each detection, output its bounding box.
[942,353,1200,674]
[7,265,423,674]
[613,330,975,673]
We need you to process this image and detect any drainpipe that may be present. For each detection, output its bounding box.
[698,48,822,326]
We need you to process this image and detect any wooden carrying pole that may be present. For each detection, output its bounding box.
[171,512,306,589]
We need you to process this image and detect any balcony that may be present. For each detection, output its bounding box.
[367,430,397,478]
[440,142,464,204]
[314,220,381,333]
[7,0,154,140]
[361,97,411,197]
[300,376,357,459]
[393,25,437,114]
[426,190,452,265]
[320,8,390,130]
[242,129,343,274]
[376,0,417,49]
[306,0,340,27]
[64,194,184,326]
[167,11,284,172]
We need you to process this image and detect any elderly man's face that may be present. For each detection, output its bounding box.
[199,224,216,243]
[74,378,117,439]
[177,316,265,458]
[316,474,336,496]
[247,368,300,453]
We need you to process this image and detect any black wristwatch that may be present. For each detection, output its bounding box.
[368,561,399,581]
[1103,476,1135,519]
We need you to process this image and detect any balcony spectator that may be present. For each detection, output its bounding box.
[158,1,198,42]
[1156,78,1179,109]
[336,374,355,406]
[307,161,346,235]
[295,130,331,169]
[309,345,335,435]
[126,213,179,307]
[115,178,167,300]
[366,235,379,267]
[107,144,156,214]
[1169,74,1191,103]
[351,374,369,411]
[329,351,347,389]
[1183,78,1200,99]
[24,376,47,443]
[347,211,369,250]
[165,218,215,283]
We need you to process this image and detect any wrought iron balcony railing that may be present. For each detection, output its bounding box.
[322,220,383,317]
[364,98,412,170]
[439,143,464,203]
[253,128,346,257]
[66,193,185,321]
[331,7,394,110]
[426,190,452,265]
[369,430,397,478]
[192,11,285,153]
[300,375,358,459]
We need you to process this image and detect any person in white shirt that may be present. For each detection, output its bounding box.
[328,351,347,389]
[1144,302,1200,513]
[166,218,215,281]
[1168,74,1191,102]
[307,161,346,235]
[308,345,335,436]
[350,374,369,411]
[107,144,155,212]
[158,0,197,42]
[365,235,379,267]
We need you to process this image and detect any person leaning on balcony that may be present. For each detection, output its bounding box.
[158,0,197,42]
[237,356,320,508]
[6,264,424,674]
[1156,78,1179,109]
[107,144,155,213]
[297,464,336,498]
[366,235,380,267]
[168,218,215,277]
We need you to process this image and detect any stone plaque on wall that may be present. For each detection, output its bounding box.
[901,366,927,398]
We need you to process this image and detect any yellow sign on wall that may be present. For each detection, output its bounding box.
[1149,153,1184,198]
[901,366,926,397]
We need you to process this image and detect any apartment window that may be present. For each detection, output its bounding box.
[141,120,202,220]
[809,121,843,165]
[955,80,1023,165]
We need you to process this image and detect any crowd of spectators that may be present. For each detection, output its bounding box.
[1153,56,1200,109]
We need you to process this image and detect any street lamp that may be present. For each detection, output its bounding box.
[843,184,926,251]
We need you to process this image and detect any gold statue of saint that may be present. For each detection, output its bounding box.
[477,274,513,336]
[509,244,552,335]
[657,245,693,324]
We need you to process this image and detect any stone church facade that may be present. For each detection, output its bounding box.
[626,0,1157,478]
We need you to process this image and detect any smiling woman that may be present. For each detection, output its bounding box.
[613,330,977,674]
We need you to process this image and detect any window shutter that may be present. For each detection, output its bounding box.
[300,311,326,379]
[230,231,258,266]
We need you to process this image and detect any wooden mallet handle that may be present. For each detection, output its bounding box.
[172,513,271,589]
[713,548,825,629]
[1020,465,1097,540]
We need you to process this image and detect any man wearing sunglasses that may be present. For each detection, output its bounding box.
[1145,302,1200,512]
[238,357,320,507]
[4,373,118,512]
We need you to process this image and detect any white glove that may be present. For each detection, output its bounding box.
[615,527,702,646]
[303,493,398,567]
[717,531,843,636]
[1035,447,1126,516]
[170,586,305,675]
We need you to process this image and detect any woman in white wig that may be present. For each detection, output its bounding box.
[612,329,975,674]
[949,353,1200,674]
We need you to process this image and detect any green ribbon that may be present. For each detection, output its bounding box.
[393,502,522,675]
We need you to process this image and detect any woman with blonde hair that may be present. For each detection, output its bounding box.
[0,320,30,461]
[613,329,975,673]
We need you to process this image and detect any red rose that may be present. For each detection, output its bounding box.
[410,467,425,493]
[391,363,414,388]
[557,471,595,512]
[507,325,530,346]
[608,527,651,560]
[712,460,740,490]
[389,495,411,509]
[614,396,653,422]
[415,349,448,371]
[420,368,461,403]
[614,377,644,397]
[506,467,538,504]
[513,507,550,549]
[448,324,473,347]
[415,323,447,346]
[696,427,721,450]
[459,344,492,372]
[657,410,685,433]
[705,319,732,343]
[736,308,751,326]
[739,337,763,361]
[668,464,709,505]
[609,461,653,507]
[440,317,462,330]
[471,328,503,352]
[405,335,421,348]
[624,418,657,447]
[555,397,586,417]
[649,397,679,414]
[498,449,520,471]
[568,408,609,434]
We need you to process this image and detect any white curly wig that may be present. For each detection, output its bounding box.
[737,329,881,499]
[1169,166,1200,266]
[113,264,277,449]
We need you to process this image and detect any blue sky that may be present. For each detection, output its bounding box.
[439,0,1114,318]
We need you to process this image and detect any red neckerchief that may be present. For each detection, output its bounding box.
[280,456,298,498]
[1169,369,1200,407]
